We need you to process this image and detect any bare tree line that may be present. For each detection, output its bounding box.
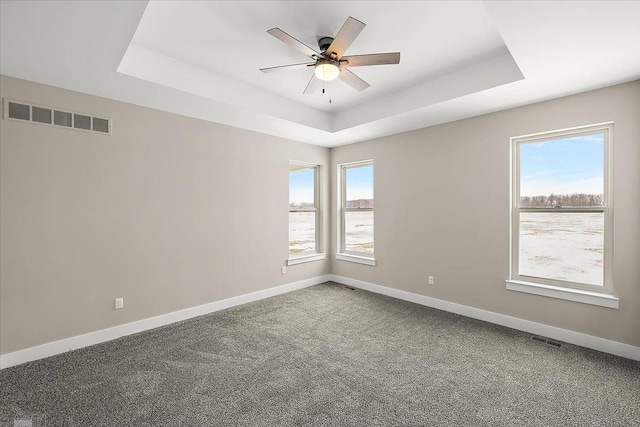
[293,194,602,209]
[289,202,314,208]
[346,199,374,208]
[520,193,603,208]
[290,199,374,208]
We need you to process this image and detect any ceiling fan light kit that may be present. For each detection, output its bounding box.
[314,60,340,81]
[260,16,400,95]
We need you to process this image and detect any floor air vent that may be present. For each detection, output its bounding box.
[4,99,111,135]
[531,335,563,348]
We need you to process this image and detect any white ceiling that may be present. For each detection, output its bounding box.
[1,1,639,147]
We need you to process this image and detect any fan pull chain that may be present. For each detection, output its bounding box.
[320,70,331,103]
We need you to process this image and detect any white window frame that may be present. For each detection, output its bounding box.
[288,161,325,265]
[507,122,617,308]
[337,160,376,266]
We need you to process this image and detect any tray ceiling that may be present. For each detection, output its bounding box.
[1,1,639,147]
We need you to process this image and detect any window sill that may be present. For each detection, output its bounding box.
[287,253,326,266]
[505,280,619,309]
[336,253,376,266]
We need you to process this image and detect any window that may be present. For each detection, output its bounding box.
[337,160,375,265]
[508,123,616,307]
[288,162,324,265]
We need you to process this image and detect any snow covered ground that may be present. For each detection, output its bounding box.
[290,211,604,288]
[519,212,603,286]
[289,212,316,254]
[289,211,373,254]
[344,211,374,254]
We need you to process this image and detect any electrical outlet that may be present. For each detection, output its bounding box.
[114,298,124,310]
[428,276,434,285]
[281,266,287,274]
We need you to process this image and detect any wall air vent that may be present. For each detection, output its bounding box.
[3,99,111,135]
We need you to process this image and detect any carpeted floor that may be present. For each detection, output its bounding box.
[1,282,639,426]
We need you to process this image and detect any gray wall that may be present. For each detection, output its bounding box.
[2,75,638,356]
[331,80,640,347]
[0,75,331,354]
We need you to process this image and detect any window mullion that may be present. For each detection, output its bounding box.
[289,208,317,213]
[517,208,605,213]
[344,208,374,212]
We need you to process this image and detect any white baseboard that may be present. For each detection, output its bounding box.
[4,274,637,369]
[330,275,640,362]
[0,275,331,369]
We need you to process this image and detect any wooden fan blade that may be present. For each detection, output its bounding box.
[267,28,320,58]
[260,63,315,73]
[338,68,370,91]
[340,52,400,67]
[326,16,365,59]
[303,74,323,94]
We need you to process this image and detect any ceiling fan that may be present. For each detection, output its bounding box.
[260,16,400,94]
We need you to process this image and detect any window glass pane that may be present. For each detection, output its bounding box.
[345,211,374,254]
[289,167,315,208]
[519,134,604,207]
[289,211,316,254]
[346,164,373,208]
[519,212,603,286]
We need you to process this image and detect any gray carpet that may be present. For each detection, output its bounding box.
[1,282,639,426]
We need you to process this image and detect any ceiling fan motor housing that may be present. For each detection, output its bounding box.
[318,37,334,53]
